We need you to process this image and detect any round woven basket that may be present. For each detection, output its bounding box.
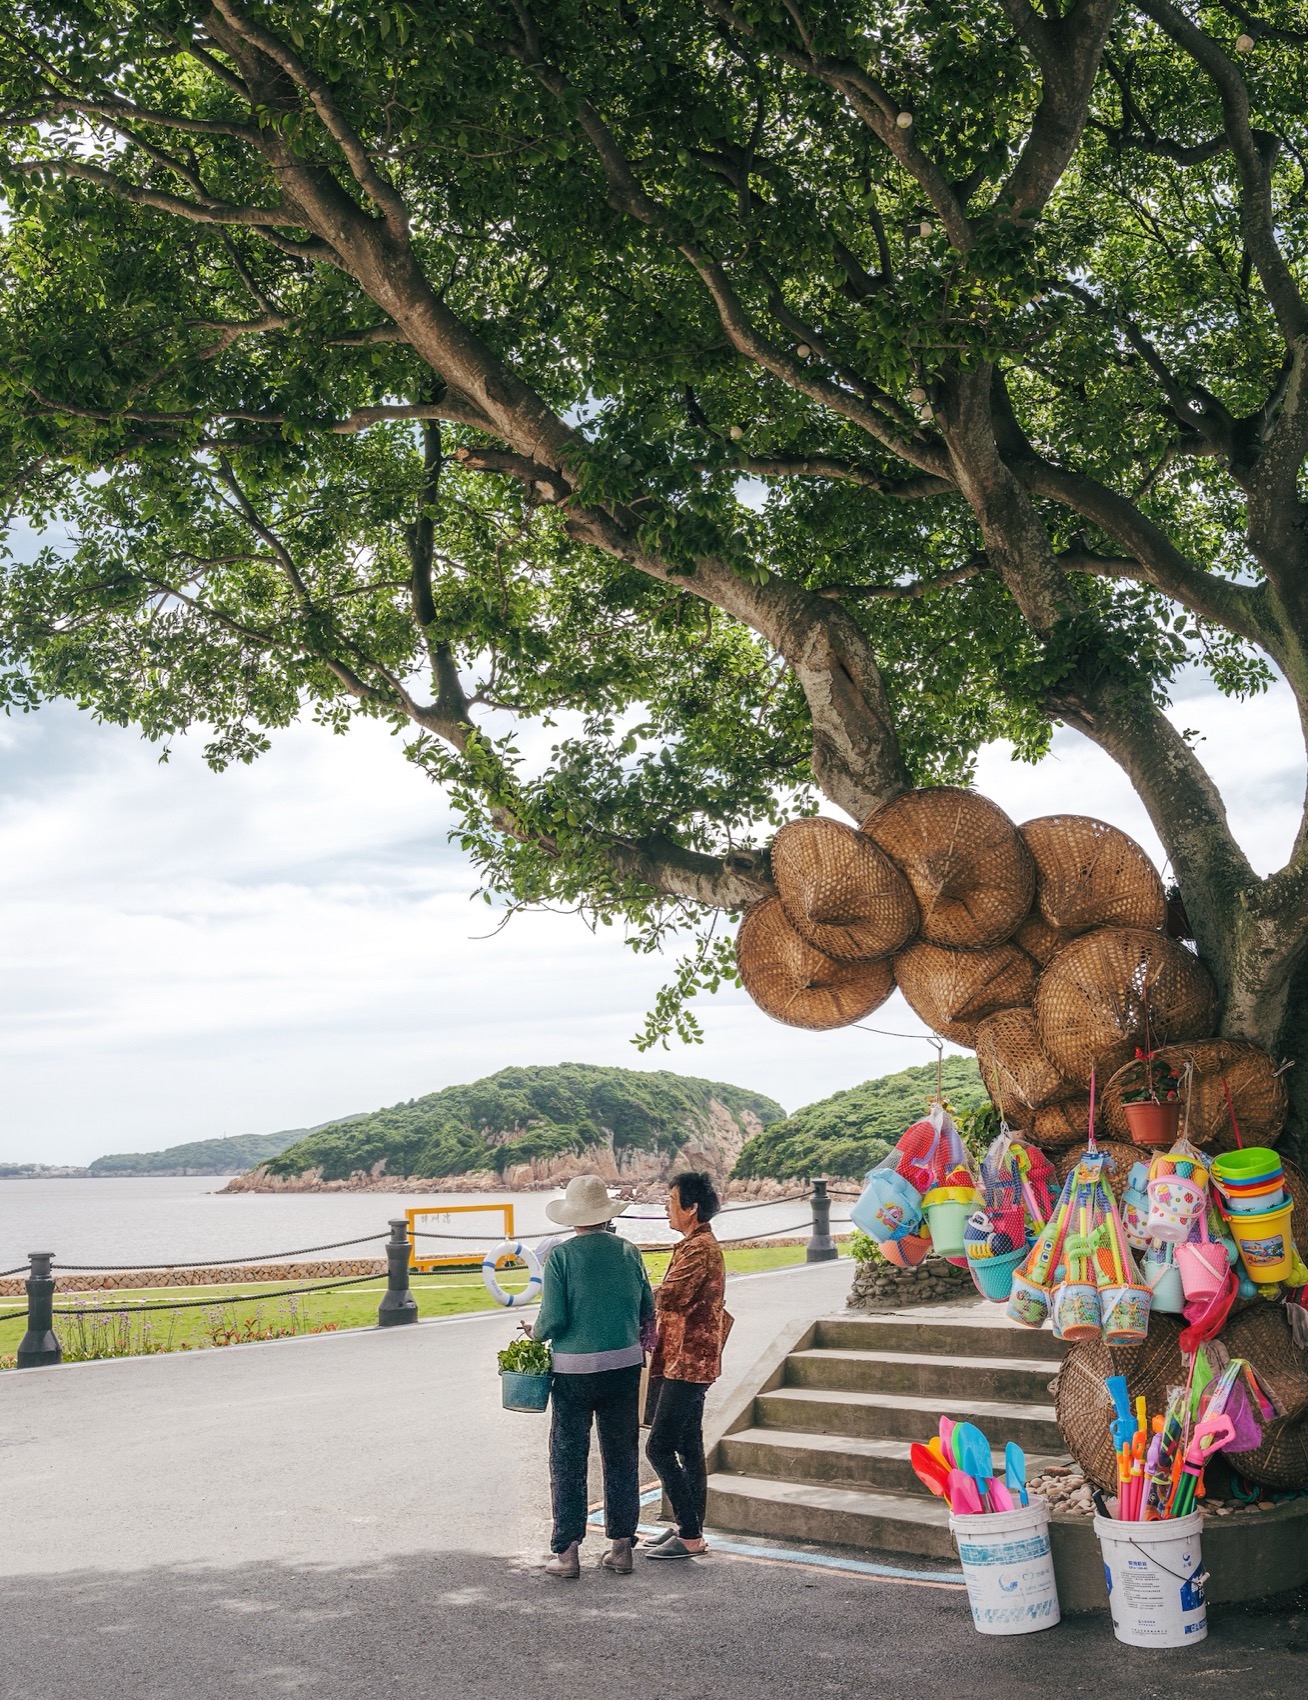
[1014,910,1075,968]
[894,940,1036,1048]
[1099,1037,1287,1149]
[1030,1097,1094,1153]
[1056,1319,1186,1492]
[974,1008,1080,1113]
[861,787,1035,951]
[1020,815,1167,935]
[1220,1305,1308,1491]
[1286,1158,1308,1246]
[1033,927,1219,1087]
[736,898,895,1030]
[1053,1140,1137,1205]
[772,817,919,962]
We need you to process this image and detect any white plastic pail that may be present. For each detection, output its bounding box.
[949,1499,1061,1635]
[1093,1511,1207,1647]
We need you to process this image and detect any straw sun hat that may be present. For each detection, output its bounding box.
[736,896,895,1030]
[771,816,918,961]
[545,1175,631,1226]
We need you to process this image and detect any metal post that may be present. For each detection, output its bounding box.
[806,1179,837,1263]
[16,1252,61,1368]
[377,1219,418,1327]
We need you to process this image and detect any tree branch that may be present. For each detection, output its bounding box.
[1139,0,1308,343]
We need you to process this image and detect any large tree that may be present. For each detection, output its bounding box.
[2,3,1306,1144]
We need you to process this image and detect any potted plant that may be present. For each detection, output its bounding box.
[1119,1049,1182,1147]
[498,1336,553,1412]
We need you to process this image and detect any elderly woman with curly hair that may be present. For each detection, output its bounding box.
[643,1169,732,1560]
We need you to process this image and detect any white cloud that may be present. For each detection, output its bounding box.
[0,664,1302,1164]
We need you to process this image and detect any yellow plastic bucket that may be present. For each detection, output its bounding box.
[1228,1201,1295,1283]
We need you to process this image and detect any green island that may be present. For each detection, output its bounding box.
[257,1063,784,1183]
[733,1057,986,1180]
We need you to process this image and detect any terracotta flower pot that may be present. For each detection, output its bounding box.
[1123,1100,1182,1147]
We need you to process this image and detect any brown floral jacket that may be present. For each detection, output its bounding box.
[649,1223,732,1384]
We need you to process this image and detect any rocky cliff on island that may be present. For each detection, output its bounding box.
[222,1064,784,1196]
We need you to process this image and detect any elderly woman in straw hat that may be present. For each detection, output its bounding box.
[528,1174,654,1579]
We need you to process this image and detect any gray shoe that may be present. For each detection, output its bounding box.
[546,1542,580,1579]
[645,1535,704,1560]
[641,1526,677,1548]
[600,1537,634,1574]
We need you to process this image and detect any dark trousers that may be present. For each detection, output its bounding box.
[646,1377,709,1540]
[548,1365,642,1553]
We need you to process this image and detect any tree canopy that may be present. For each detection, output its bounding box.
[2,2,1307,1072]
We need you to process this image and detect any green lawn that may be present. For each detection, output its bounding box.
[0,1240,848,1367]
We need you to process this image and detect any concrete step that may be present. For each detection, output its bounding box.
[813,1313,1066,1362]
[706,1472,957,1560]
[717,1426,1068,1493]
[755,1385,1062,1451]
[785,1347,1058,1403]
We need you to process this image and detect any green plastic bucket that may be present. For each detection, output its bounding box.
[923,1198,971,1259]
[501,1369,552,1412]
[1213,1147,1282,1184]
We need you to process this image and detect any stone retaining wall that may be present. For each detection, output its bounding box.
[846,1256,975,1310]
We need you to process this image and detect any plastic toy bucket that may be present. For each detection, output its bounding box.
[922,1192,973,1258]
[1176,1240,1229,1304]
[1051,1280,1101,1341]
[1145,1176,1206,1243]
[1227,1201,1295,1282]
[1213,1147,1282,1184]
[500,1369,552,1412]
[949,1500,1060,1635]
[1093,1510,1206,1647]
[968,1245,1025,1302]
[1100,1282,1152,1345]
[1221,1184,1285,1215]
[1006,1269,1052,1328]
[852,1171,923,1241]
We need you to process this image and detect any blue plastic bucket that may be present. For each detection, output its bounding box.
[501,1369,552,1412]
[967,1245,1025,1302]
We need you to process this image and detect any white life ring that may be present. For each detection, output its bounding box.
[482,1240,544,1308]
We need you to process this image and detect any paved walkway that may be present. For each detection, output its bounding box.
[3,1260,1304,1698]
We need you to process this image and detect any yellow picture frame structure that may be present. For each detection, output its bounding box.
[406,1203,516,1272]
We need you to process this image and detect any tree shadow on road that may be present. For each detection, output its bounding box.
[2,1547,1305,1700]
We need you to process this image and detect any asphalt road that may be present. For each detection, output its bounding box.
[3,1257,1305,1698]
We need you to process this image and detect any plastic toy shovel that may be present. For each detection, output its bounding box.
[938,1416,957,1467]
[952,1422,995,1511]
[909,1443,951,1501]
[947,1468,983,1516]
[1005,1442,1029,1507]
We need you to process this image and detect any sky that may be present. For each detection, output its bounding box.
[0,662,1302,1165]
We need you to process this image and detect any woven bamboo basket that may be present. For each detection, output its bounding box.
[861,786,1035,951]
[1056,1319,1187,1491]
[893,940,1036,1048]
[974,1007,1080,1112]
[1014,909,1075,968]
[1220,1305,1308,1491]
[1020,815,1167,934]
[1053,1140,1137,1205]
[771,817,919,962]
[1030,1097,1094,1153]
[736,898,895,1030]
[1099,1038,1287,1149]
[1033,926,1219,1087]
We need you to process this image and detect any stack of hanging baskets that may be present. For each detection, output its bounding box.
[735,793,1288,1155]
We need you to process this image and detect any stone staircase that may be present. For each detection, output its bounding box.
[707,1306,1068,1560]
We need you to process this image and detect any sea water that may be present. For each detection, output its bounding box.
[0,1176,838,1270]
